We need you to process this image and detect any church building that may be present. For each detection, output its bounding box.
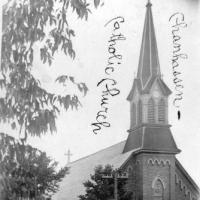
[53,1,199,200]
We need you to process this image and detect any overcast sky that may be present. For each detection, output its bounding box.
[1,0,200,187]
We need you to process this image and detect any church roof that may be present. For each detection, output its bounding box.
[52,136,199,200]
[175,159,200,193]
[52,141,134,200]
[52,134,197,200]
[53,126,180,200]
[123,125,180,154]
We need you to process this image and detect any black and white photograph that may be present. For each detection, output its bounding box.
[0,0,200,199]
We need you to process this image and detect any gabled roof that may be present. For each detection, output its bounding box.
[53,125,181,200]
[127,78,141,101]
[52,141,134,200]
[156,78,172,95]
[127,77,172,101]
[175,159,200,194]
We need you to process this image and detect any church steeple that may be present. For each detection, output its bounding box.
[123,1,180,154]
[127,1,172,128]
[127,1,171,129]
[137,0,160,89]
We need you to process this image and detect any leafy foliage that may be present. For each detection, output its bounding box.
[79,165,132,200]
[0,132,68,199]
[0,0,100,139]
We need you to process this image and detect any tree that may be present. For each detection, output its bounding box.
[79,165,132,200]
[0,132,68,199]
[0,0,101,140]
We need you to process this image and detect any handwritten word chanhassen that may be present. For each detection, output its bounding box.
[169,12,187,119]
[91,16,126,134]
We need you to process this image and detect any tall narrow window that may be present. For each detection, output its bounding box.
[153,179,164,200]
[158,99,165,123]
[137,100,143,124]
[131,103,136,128]
[148,98,155,123]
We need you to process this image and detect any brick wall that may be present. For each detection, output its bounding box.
[175,166,199,200]
[123,153,176,200]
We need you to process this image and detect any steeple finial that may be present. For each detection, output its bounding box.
[146,0,152,7]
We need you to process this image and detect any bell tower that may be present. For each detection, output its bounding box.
[123,0,179,155]
[123,1,181,200]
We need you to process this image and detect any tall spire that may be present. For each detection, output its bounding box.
[124,1,178,154]
[137,1,160,89]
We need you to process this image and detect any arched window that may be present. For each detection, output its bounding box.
[131,103,136,128]
[148,98,155,123]
[153,179,164,200]
[158,99,165,123]
[137,100,143,124]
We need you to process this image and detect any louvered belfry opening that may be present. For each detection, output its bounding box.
[158,99,165,123]
[137,100,143,125]
[131,103,137,128]
[148,98,155,123]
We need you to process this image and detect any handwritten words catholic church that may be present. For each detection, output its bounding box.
[53,1,199,200]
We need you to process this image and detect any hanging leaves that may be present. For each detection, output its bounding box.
[78,83,88,96]
[55,75,88,96]
[70,0,91,20]
[94,0,101,8]
[0,0,101,139]
[55,75,69,84]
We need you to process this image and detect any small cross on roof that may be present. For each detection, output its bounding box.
[65,149,73,164]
